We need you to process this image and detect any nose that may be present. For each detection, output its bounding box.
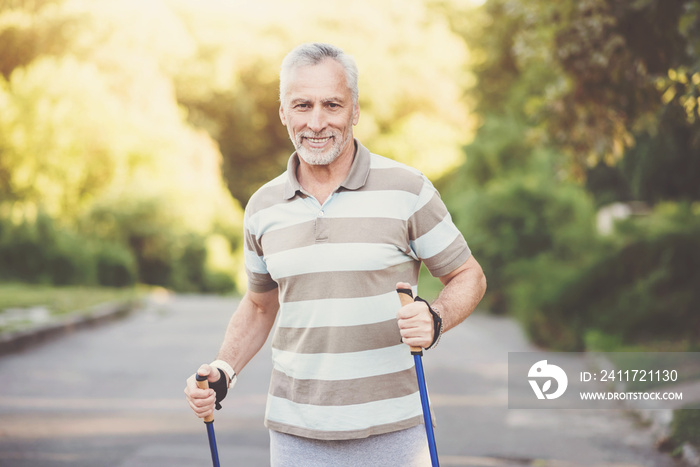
[307,106,325,133]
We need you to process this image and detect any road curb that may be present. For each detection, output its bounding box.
[0,299,141,357]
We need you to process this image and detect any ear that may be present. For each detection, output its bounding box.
[352,102,360,126]
[279,104,287,126]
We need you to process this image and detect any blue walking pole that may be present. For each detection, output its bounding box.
[195,373,221,467]
[397,287,440,467]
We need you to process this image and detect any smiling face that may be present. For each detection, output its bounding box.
[279,58,360,166]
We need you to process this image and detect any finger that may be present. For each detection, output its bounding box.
[207,368,222,384]
[397,315,425,331]
[399,323,431,339]
[197,364,212,379]
[187,386,215,400]
[185,376,215,400]
[397,302,419,320]
[398,325,426,338]
[399,319,433,342]
[403,336,432,349]
[397,301,431,320]
[400,326,433,346]
[188,392,216,415]
[190,394,215,412]
[191,402,215,419]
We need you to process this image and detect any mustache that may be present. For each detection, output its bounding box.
[297,131,337,139]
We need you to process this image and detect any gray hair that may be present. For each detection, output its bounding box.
[279,42,359,105]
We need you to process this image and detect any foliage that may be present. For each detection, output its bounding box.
[0,0,243,292]
[523,204,700,351]
[455,0,700,186]
[671,403,700,451]
[443,113,599,315]
[440,0,700,352]
[618,103,700,203]
[441,1,599,321]
[0,212,88,285]
[0,213,136,287]
[571,0,700,203]
[82,191,240,293]
[94,242,137,288]
[586,99,700,206]
[551,0,700,173]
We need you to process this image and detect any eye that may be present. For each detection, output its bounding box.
[327,102,340,109]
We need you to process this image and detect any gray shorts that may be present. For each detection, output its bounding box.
[269,424,431,467]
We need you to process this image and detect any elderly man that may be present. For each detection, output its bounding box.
[185,42,486,466]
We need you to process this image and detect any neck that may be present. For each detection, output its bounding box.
[296,140,356,204]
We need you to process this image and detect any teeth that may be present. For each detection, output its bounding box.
[307,137,330,143]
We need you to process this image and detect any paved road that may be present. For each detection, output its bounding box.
[0,295,682,466]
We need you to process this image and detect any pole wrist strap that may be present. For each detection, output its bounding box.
[414,296,443,350]
[209,360,237,411]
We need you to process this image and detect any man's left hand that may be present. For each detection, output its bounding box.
[396,282,434,349]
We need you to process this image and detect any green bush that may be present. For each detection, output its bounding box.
[507,253,595,350]
[0,213,95,285]
[442,115,598,316]
[47,225,97,286]
[83,195,238,293]
[671,404,700,451]
[0,216,47,282]
[447,174,598,315]
[0,200,240,293]
[202,270,236,295]
[445,116,700,351]
[523,203,700,351]
[0,213,140,288]
[167,234,209,293]
[95,242,137,287]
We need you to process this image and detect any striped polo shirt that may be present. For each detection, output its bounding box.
[244,139,471,440]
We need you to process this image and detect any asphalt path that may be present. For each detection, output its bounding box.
[0,295,681,466]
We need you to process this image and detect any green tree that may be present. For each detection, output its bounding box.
[444,0,700,353]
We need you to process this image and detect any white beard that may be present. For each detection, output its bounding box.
[293,130,352,166]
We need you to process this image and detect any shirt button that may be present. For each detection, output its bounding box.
[318,210,325,217]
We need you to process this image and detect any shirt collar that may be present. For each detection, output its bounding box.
[283,139,371,200]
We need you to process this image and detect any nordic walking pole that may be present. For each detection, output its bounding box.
[195,373,221,467]
[397,287,440,467]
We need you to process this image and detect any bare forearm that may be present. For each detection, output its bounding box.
[433,256,487,332]
[216,290,278,375]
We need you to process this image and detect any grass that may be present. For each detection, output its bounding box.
[0,282,147,334]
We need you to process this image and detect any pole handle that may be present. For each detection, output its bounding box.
[195,373,215,423]
[396,287,423,354]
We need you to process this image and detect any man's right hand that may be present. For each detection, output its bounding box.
[184,364,221,420]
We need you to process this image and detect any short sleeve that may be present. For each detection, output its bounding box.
[244,208,278,293]
[407,176,471,278]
